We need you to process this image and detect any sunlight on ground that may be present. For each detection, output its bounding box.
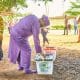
[2,32,80,54]
[1,32,80,80]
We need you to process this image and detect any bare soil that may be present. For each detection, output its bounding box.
[0,33,80,80]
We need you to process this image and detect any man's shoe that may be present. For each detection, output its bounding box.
[0,58,2,61]
[25,69,37,74]
[18,67,24,71]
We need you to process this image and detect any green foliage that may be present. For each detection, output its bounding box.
[43,0,53,5]
[0,16,4,34]
[0,0,27,12]
[50,25,64,30]
[65,0,80,16]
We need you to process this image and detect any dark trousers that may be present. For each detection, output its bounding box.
[42,33,49,46]
[64,27,68,35]
[0,40,3,60]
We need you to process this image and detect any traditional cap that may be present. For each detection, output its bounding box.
[42,15,50,26]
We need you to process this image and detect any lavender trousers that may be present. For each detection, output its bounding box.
[9,31,31,70]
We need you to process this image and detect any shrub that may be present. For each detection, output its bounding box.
[50,25,64,30]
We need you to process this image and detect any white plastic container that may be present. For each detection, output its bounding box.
[36,60,53,75]
[35,47,56,75]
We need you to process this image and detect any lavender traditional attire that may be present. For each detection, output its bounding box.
[8,14,50,72]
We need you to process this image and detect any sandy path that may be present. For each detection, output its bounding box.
[0,33,80,80]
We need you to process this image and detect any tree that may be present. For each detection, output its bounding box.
[65,0,80,16]
[0,0,28,30]
[35,0,53,15]
[43,0,53,15]
[0,0,27,13]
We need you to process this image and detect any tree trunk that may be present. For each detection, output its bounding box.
[77,29,80,42]
[77,17,80,42]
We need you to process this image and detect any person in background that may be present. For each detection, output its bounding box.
[73,17,78,35]
[8,14,50,74]
[41,28,49,46]
[0,16,4,60]
[64,15,68,35]
[67,20,71,34]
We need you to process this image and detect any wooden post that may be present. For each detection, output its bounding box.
[77,29,80,42]
[77,17,80,42]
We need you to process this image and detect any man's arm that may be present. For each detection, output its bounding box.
[32,22,42,53]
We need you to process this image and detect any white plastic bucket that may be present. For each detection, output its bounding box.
[35,47,56,75]
[36,60,53,75]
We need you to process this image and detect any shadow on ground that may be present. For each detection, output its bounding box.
[0,47,80,80]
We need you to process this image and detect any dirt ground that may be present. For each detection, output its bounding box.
[0,33,80,80]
